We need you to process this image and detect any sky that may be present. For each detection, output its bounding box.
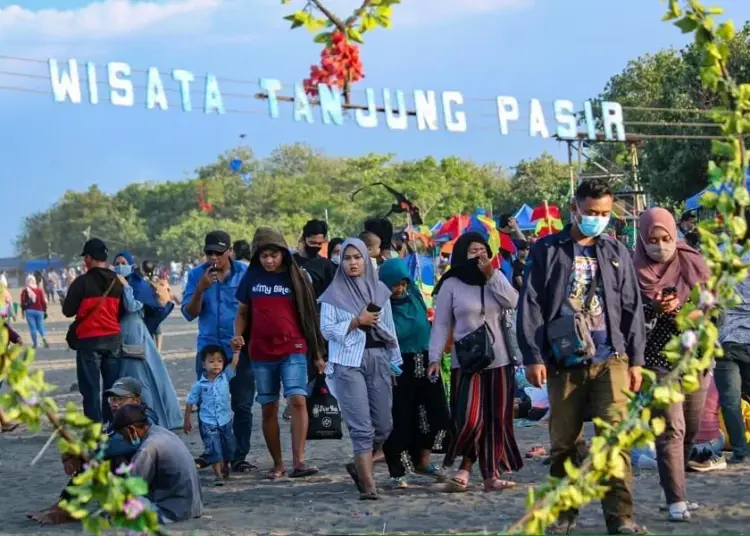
[2,0,750,257]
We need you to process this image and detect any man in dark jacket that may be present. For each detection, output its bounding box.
[62,238,125,423]
[518,178,646,535]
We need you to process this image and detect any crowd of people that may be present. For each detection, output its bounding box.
[3,176,750,533]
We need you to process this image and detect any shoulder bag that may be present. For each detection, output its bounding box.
[546,271,598,367]
[65,278,117,350]
[454,286,495,375]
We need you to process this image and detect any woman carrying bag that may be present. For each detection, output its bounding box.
[427,232,523,492]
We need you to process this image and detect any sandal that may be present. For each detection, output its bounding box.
[526,445,547,458]
[444,476,469,493]
[194,456,209,469]
[359,491,380,500]
[414,463,446,481]
[289,464,319,478]
[264,468,286,480]
[231,460,258,473]
[484,479,516,492]
[610,521,648,534]
[214,476,225,487]
[345,462,365,493]
[668,509,690,522]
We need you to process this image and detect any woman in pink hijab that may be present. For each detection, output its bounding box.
[633,207,712,523]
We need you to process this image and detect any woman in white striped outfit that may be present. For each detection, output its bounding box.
[319,238,402,500]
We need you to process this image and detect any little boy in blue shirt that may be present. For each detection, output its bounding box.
[184,344,238,485]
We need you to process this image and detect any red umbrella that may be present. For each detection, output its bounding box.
[434,214,471,240]
[530,204,561,222]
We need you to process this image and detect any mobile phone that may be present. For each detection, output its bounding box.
[366,303,381,313]
[208,266,218,274]
[390,362,403,376]
[663,286,677,296]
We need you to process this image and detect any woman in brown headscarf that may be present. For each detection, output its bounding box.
[633,207,711,522]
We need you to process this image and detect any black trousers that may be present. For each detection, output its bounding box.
[383,352,451,478]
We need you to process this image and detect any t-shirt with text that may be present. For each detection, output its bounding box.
[236,267,307,361]
[560,244,612,362]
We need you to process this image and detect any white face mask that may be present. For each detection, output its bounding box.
[644,241,677,263]
[330,255,341,265]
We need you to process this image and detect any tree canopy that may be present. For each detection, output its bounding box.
[15,144,572,262]
[593,21,750,203]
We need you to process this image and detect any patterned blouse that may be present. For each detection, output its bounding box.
[643,300,680,370]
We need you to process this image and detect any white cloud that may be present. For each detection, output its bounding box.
[320,0,534,26]
[0,0,223,41]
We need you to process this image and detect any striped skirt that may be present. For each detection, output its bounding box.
[444,364,523,480]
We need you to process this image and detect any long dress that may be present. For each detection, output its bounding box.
[116,285,183,430]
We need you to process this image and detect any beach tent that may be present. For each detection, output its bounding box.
[513,204,536,231]
[685,169,750,211]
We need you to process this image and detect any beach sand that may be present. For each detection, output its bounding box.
[1,292,749,535]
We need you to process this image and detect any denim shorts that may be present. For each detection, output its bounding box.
[199,421,236,464]
[251,353,308,406]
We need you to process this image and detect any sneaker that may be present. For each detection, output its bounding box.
[687,449,727,472]
[728,454,750,465]
[390,476,408,489]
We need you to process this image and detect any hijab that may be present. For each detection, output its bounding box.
[25,275,38,303]
[250,228,326,361]
[633,207,710,303]
[432,232,492,296]
[379,258,430,353]
[318,238,395,345]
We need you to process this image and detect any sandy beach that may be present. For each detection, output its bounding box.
[1,290,749,535]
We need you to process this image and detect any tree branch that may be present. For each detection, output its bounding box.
[308,0,347,32]
[345,0,375,26]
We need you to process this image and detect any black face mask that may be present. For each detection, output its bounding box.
[304,245,321,258]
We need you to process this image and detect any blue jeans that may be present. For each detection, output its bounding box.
[716,343,750,458]
[76,348,119,423]
[25,310,46,347]
[200,420,237,464]
[230,351,255,462]
[251,353,308,406]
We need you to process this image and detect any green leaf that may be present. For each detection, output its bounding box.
[563,458,580,479]
[360,13,377,32]
[525,487,535,509]
[707,7,724,15]
[125,477,149,496]
[313,31,332,44]
[717,20,735,41]
[674,16,699,33]
[346,27,365,44]
[651,417,666,436]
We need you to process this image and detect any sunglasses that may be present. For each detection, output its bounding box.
[204,250,226,257]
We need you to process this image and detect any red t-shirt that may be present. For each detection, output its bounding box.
[236,268,307,361]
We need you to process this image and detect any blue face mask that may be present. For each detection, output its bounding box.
[576,211,610,238]
[114,264,132,277]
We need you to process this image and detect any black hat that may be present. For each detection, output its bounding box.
[104,377,142,398]
[204,230,231,254]
[111,403,149,431]
[80,238,108,261]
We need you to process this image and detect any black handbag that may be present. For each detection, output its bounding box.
[454,286,495,375]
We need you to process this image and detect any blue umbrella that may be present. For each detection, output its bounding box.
[229,158,242,172]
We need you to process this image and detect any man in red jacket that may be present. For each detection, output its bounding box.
[62,238,126,423]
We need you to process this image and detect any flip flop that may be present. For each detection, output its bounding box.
[264,468,286,480]
[194,456,209,469]
[345,462,365,493]
[289,464,319,478]
[444,476,469,493]
[1,423,19,433]
[214,476,225,487]
[484,479,516,492]
[414,463,447,481]
[359,491,380,501]
[231,460,258,473]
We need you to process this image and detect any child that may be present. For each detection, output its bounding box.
[359,231,381,270]
[184,344,238,485]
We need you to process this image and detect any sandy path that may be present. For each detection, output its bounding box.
[1,291,748,535]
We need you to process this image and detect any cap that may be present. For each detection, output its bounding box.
[104,377,142,398]
[80,238,108,259]
[204,230,231,254]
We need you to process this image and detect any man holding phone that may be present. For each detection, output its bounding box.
[182,230,256,473]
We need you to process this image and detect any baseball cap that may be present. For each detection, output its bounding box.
[104,377,142,398]
[80,238,108,260]
[204,230,231,254]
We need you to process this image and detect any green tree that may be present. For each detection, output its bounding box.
[593,22,750,203]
